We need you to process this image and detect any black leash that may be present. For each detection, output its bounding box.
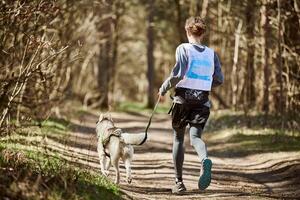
[139,95,161,145]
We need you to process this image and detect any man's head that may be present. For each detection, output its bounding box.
[185,16,206,41]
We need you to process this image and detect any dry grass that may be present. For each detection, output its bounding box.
[0,118,121,200]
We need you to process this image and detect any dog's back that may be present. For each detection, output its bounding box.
[107,136,133,162]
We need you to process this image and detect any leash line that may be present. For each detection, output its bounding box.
[139,94,161,145]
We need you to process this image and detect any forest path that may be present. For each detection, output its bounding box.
[60,111,300,200]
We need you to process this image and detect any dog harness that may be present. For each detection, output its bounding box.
[176,45,215,91]
[101,128,123,157]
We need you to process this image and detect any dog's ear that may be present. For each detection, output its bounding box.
[97,113,113,124]
[98,114,104,123]
[105,113,114,124]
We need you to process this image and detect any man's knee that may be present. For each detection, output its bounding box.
[190,125,202,136]
[189,126,204,146]
[173,128,185,141]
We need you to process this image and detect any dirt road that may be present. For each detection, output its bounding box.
[50,111,300,199]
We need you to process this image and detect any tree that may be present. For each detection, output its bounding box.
[231,19,243,110]
[146,0,155,108]
[277,0,284,128]
[96,1,113,109]
[245,0,257,109]
[260,0,270,116]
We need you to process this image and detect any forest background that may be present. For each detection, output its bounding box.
[0,0,299,199]
[1,0,299,129]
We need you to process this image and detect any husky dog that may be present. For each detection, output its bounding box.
[96,114,147,184]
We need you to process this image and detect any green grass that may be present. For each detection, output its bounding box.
[229,131,300,151]
[208,130,300,157]
[0,148,120,200]
[0,117,121,200]
[207,110,299,133]
[75,108,96,118]
[206,110,300,157]
[42,118,70,131]
[116,101,170,114]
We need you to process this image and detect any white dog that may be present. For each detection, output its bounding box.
[96,114,146,184]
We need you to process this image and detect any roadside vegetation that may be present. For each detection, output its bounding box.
[205,110,300,157]
[0,102,299,199]
[0,118,120,200]
[116,101,170,114]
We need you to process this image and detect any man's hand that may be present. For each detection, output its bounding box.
[157,92,165,102]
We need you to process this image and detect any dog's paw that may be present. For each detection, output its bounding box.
[101,171,108,177]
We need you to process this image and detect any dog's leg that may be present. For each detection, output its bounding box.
[111,157,120,184]
[105,157,111,172]
[105,158,111,170]
[123,158,132,184]
[122,145,133,184]
[98,145,108,177]
[100,154,109,177]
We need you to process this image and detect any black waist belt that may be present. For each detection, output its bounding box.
[175,88,209,105]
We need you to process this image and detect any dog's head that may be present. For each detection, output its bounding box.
[97,113,114,125]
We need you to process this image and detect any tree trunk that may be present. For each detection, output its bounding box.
[277,0,284,128]
[294,0,300,29]
[97,1,114,109]
[245,0,256,109]
[232,19,243,110]
[110,1,124,106]
[189,0,201,16]
[175,0,185,43]
[147,0,155,108]
[200,0,209,19]
[260,0,270,115]
[201,0,210,44]
[211,91,229,109]
[98,42,110,109]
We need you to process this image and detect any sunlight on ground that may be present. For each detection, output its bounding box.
[1,107,299,199]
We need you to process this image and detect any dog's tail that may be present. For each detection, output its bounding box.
[121,132,147,145]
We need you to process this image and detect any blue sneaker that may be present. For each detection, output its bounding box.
[198,158,212,190]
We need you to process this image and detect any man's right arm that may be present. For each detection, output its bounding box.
[159,45,188,96]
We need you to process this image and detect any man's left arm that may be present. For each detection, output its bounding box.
[212,52,224,87]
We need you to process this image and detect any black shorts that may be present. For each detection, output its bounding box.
[170,88,210,129]
[171,102,210,129]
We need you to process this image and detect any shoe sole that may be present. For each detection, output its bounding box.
[172,185,187,194]
[198,158,212,190]
[172,187,186,194]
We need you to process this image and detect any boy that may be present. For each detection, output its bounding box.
[159,16,224,193]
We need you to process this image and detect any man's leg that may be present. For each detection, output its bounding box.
[189,124,212,190]
[172,126,187,193]
[173,127,185,182]
[189,125,207,161]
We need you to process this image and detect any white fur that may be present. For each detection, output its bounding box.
[96,114,144,184]
[121,132,147,145]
